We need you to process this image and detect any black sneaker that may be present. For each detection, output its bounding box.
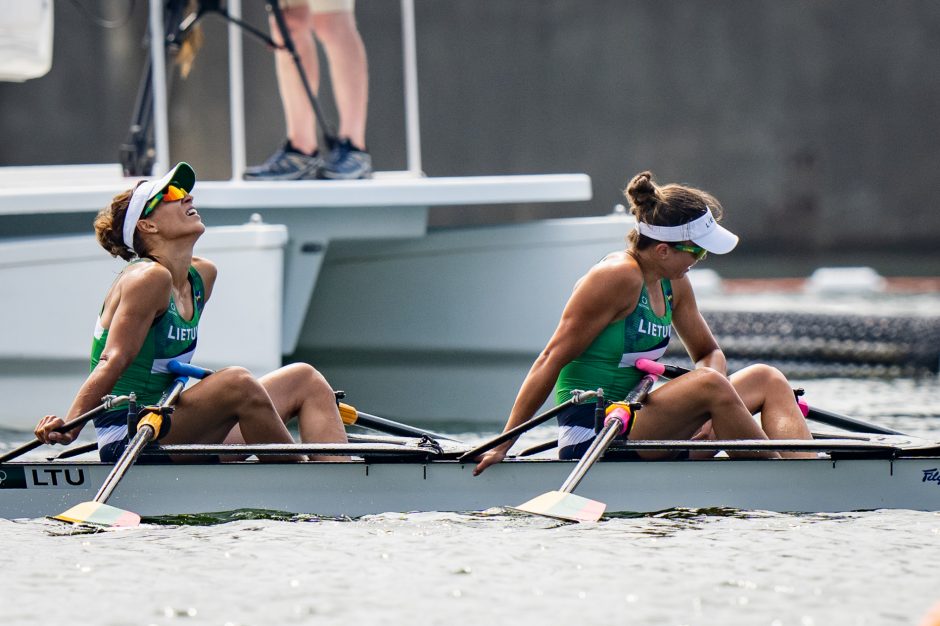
[318,138,372,180]
[243,141,322,181]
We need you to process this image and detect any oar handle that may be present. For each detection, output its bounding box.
[457,389,600,463]
[338,402,457,441]
[167,360,214,379]
[0,395,130,464]
[635,358,689,379]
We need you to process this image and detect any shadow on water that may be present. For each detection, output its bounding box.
[147,509,355,526]
[137,505,866,529]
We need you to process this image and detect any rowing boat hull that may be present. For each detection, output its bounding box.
[3,456,940,520]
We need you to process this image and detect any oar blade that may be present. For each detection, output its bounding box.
[512,490,606,523]
[53,501,141,527]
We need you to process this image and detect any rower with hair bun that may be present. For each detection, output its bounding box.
[33,162,349,463]
[473,170,814,475]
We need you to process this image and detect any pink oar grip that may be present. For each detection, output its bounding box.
[635,358,665,376]
[797,398,810,418]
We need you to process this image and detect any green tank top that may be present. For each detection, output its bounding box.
[90,261,206,406]
[555,280,673,404]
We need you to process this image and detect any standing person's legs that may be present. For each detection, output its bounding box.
[312,9,368,149]
[273,1,319,155]
[311,0,372,179]
[243,0,323,180]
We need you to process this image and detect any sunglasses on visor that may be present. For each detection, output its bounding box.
[143,184,187,216]
[671,243,708,261]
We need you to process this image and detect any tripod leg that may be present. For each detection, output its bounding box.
[119,0,191,176]
[265,0,337,150]
[120,58,155,176]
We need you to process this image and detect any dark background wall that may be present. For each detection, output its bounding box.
[2,1,939,265]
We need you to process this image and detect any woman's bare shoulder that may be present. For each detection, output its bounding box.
[101,261,172,321]
[583,251,642,288]
[191,257,217,296]
[191,256,217,279]
[121,260,173,290]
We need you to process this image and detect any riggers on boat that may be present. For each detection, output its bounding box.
[2,434,940,521]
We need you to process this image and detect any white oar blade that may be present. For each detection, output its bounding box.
[512,490,606,523]
[53,501,141,527]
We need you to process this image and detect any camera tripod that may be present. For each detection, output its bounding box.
[120,0,337,176]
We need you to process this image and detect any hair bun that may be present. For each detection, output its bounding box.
[625,170,659,211]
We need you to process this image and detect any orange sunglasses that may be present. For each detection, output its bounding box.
[143,184,187,216]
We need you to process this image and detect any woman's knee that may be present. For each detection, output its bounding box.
[216,367,269,404]
[688,368,747,414]
[740,363,790,391]
[279,362,329,389]
[692,368,736,396]
[743,363,784,380]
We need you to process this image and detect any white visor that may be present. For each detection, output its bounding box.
[122,162,196,254]
[635,206,739,254]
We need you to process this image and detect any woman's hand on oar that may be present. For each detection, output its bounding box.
[37,396,128,446]
[472,446,510,476]
[466,390,601,474]
[35,415,80,446]
[0,397,128,464]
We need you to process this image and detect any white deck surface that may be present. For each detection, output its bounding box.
[0,164,592,213]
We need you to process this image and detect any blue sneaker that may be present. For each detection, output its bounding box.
[243,141,322,181]
[318,138,372,180]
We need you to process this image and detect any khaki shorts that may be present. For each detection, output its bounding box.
[281,0,354,12]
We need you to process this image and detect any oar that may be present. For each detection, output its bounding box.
[640,360,905,436]
[514,362,665,522]
[518,439,558,457]
[337,403,459,442]
[51,442,100,460]
[456,390,599,463]
[53,360,211,527]
[0,395,130,464]
[797,403,904,436]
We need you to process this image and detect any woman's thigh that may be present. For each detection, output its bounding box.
[627,370,719,441]
[161,368,260,445]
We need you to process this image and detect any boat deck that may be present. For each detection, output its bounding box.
[0,164,591,214]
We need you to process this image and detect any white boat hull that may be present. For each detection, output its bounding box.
[3,456,940,520]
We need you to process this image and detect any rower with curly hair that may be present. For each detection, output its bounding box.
[34,162,348,463]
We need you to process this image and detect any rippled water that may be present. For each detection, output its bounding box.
[2,376,939,625]
[2,507,939,626]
